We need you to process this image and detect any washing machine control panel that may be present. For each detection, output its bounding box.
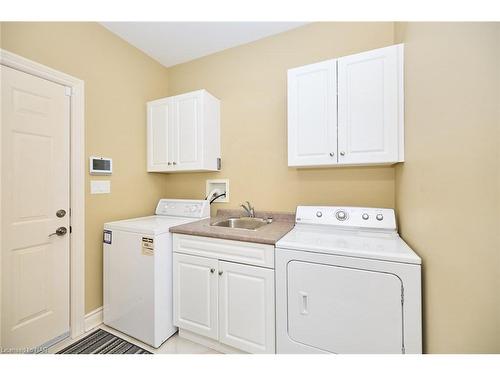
[295,206,396,230]
[155,199,210,218]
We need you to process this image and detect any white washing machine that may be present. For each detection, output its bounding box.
[275,206,421,354]
[103,199,209,348]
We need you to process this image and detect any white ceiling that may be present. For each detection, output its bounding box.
[101,22,307,67]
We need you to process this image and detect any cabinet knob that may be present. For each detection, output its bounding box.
[167,162,172,166]
[329,152,334,157]
[172,162,177,165]
[210,268,215,274]
[218,270,223,276]
[340,151,345,156]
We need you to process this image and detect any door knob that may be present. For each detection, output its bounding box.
[340,151,345,156]
[56,209,66,218]
[49,227,67,237]
[218,270,223,276]
[210,268,215,274]
[329,152,334,157]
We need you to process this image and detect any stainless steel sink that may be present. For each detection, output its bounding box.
[210,217,271,230]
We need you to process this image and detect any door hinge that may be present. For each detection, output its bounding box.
[65,87,73,96]
[69,226,72,234]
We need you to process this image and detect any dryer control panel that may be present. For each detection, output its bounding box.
[155,199,210,218]
[295,206,396,231]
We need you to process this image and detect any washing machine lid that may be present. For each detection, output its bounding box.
[104,215,202,235]
[276,225,421,265]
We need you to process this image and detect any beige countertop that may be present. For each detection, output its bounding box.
[169,209,295,245]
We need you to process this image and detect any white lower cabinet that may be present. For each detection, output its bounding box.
[173,235,276,354]
[218,261,275,353]
[173,253,218,340]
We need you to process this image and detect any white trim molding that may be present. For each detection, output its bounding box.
[84,307,103,332]
[0,49,86,340]
[179,329,244,354]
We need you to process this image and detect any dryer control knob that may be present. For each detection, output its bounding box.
[362,213,369,220]
[376,213,384,221]
[336,210,347,221]
[316,211,323,218]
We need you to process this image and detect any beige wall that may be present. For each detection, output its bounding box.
[1,22,170,313]
[395,22,500,353]
[164,23,397,215]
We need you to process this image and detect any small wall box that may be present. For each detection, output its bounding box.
[90,157,112,175]
[206,179,229,203]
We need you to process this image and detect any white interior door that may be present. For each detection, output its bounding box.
[173,253,218,339]
[218,261,275,353]
[172,93,202,170]
[1,65,70,350]
[287,59,337,167]
[337,44,402,164]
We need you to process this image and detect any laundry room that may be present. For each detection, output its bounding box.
[1,1,499,374]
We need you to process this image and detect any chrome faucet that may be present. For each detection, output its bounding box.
[240,201,255,218]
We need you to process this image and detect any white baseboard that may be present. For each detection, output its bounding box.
[84,306,103,332]
[179,329,245,354]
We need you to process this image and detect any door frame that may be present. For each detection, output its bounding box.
[0,49,86,341]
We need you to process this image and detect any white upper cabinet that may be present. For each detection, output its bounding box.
[287,44,404,167]
[287,59,338,167]
[338,44,403,165]
[147,89,220,172]
[148,97,172,171]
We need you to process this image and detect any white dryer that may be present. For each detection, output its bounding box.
[103,199,209,348]
[275,206,421,354]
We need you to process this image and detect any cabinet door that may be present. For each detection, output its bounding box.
[173,253,218,339]
[171,92,203,170]
[337,44,403,165]
[218,261,275,353]
[147,99,173,171]
[287,59,338,167]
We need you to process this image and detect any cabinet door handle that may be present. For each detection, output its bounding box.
[218,270,223,276]
[210,268,215,274]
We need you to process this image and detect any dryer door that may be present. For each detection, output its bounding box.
[287,260,403,354]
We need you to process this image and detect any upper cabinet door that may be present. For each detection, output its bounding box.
[337,44,404,165]
[147,98,172,171]
[171,92,203,170]
[287,59,338,167]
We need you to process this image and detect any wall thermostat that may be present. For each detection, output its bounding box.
[90,156,112,175]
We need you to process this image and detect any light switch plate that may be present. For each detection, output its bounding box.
[91,180,111,194]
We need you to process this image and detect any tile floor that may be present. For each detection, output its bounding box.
[48,324,220,354]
